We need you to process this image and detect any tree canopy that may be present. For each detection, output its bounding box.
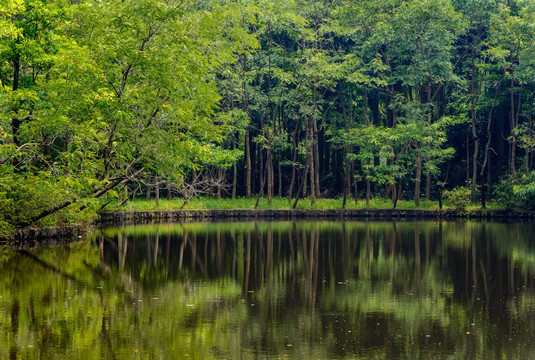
[2,0,535,234]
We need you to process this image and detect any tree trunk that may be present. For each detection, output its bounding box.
[366,161,371,207]
[352,161,358,204]
[217,169,224,201]
[11,53,20,137]
[392,181,398,208]
[245,128,251,199]
[313,117,320,199]
[338,82,350,208]
[232,136,237,201]
[425,84,433,200]
[415,155,422,206]
[258,142,264,196]
[241,55,252,199]
[288,122,299,202]
[20,177,129,228]
[486,154,492,203]
[278,150,282,197]
[425,174,431,201]
[470,50,478,202]
[510,76,516,182]
[437,178,443,210]
[363,87,371,206]
[11,49,22,170]
[267,148,273,203]
[466,132,470,186]
[155,177,160,207]
[342,157,349,209]
[146,177,151,201]
[308,120,316,204]
[471,138,479,202]
[293,160,309,209]
[481,68,505,189]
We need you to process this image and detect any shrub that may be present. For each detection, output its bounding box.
[443,186,471,211]
[493,175,516,209]
[514,171,535,210]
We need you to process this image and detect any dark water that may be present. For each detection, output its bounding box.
[2,221,535,359]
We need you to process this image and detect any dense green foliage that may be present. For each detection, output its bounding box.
[2,0,535,233]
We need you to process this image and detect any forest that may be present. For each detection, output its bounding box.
[2,0,535,234]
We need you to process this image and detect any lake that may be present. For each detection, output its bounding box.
[1,220,535,359]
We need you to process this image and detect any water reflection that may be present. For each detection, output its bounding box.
[1,221,535,359]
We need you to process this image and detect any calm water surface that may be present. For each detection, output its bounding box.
[1,220,535,359]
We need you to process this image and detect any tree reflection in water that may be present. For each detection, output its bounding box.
[1,221,535,359]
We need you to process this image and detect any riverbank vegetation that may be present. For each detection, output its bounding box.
[118,197,442,211]
[2,0,535,236]
[114,196,508,212]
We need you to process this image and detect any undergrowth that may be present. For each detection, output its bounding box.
[111,196,507,212]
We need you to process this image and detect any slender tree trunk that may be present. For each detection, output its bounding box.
[293,161,309,209]
[308,120,316,205]
[436,176,443,210]
[470,50,479,202]
[342,157,349,209]
[311,85,320,199]
[486,155,492,203]
[258,142,264,196]
[245,128,251,198]
[425,175,431,201]
[217,136,225,200]
[466,132,470,186]
[146,177,151,201]
[255,161,268,209]
[11,49,22,170]
[303,149,308,198]
[339,82,350,208]
[265,24,273,202]
[232,136,237,201]
[415,155,422,206]
[11,54,20,137]
[481,68,505,187]
[220,170,225,200]
[155,177,160,207]
[278,150,282,197]
[366,161,371,207]
[349,89,357,205]
[267,148,273,203]
[472,139,479,202]
[425,84,433,200]
[351,161,358,204]
[241,55,252,199]
[363,86,371,207]
[288,122,299,202]
[392,181,398,208]
[510,76,517,182]
[313,117,320,199]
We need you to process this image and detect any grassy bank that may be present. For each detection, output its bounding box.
[110,196,505,212]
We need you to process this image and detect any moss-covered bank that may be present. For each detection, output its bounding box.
[4,209,533,246]
[97,209,535,225]
[1,225,86,249]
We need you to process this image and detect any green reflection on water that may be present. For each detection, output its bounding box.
[1,221,535,359]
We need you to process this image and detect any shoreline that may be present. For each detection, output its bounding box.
[3,209,534,246]
[97,208,535,224]
[2,224,87,249]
